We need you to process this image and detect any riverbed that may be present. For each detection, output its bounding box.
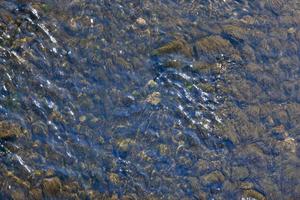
[0,1,299,199]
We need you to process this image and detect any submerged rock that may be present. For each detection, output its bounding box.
[116,138,135,152]
[222,25,248,42]
[202,170,225,186]
[195,35,239,60]
[29,188,43,200]
[193,61,225,74]
[5,170,30,189]
[11,189,26,200]
[145,92,161,105]
[231,166,249,181]
[265,0,285,15]
[152,39,192,57]
[109,173,120,185]
[146,80,158,88]
[136,17,147,26]
[242,189,266,200]
[42,177,62,198]
[158,144,170,156]
[0,121,23,139]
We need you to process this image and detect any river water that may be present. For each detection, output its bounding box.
[0,0,299,199]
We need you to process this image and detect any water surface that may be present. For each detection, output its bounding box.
[0,0,299,199]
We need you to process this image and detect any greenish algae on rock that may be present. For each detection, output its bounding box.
[0,121,23,139]
[152,39,192,57]
[231,166,249,181]
[222,25,248,41]
[193,62,224,74]
[42,177,62,198]
[265,0,285,15]
[116,138,135,152]
[29,188,43,200]
[196,35,235,55]
[202,170,225,186]
[146,92,161,105]
[243,189,266,200]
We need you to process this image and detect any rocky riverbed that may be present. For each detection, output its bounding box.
[0,0,299,199]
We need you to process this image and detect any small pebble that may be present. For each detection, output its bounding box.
[146,80,158,87]
[146,92,161,105]
[79,115,86,122]
[136,17,146,26]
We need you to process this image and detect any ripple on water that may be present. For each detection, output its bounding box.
[0,1,75,174]
[0,0,299,199]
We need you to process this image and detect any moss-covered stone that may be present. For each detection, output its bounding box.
[164,60,182,68]
[193,61,226,74]
[11,189,26,200]
[242,45,256,62]
[265,0,285,15]
[196,160,210,173]
[158,144,169,156]
[202,171,225,185]
[0,121,23,139]
[116,138,134,152]
[152,39,192,57]
[214,122,239,145]
[196,35,236,56]
[109,173,120,185]
[42,177,62,198]
[137,151,151,161]
[240,182,254,190]
[146,92,161,105]
[79,115,87,123]
[146,80,158,88]
[29,188,43,200]
[231,166,249,181]
[243,189,266,200]
[5,171,30,189]
[197,83,216,93]
[114,56,132,69]
[222,25,248,41]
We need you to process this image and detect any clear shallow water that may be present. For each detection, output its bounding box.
[0,0,299,199]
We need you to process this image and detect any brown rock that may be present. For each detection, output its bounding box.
[11,189,26,200]
[146,92,161,105]
[193,62,224,74]
[222,25,248,41]
[196,35,235,55]
[243,189,266,200]
[0,121,23,139]
[152,39,192,57]
[42,177,62,197]
[231,166,249,180]
[30,188,43,200]
[202,171,225,185]
[242,45,256,62]
[109,173,120,185]
[265,0,285,15]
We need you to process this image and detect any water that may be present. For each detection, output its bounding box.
[0,0,299,199]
